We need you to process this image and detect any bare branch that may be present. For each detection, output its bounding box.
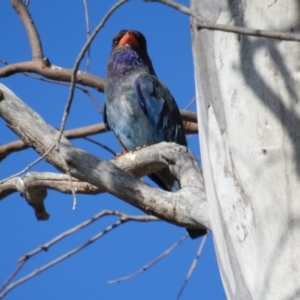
[0,173,97,202]
[80,85,103,113]
[0,212,158,298]
[0,262,25,295]
[4,0,104,95]
[0,0,110,100]
[0,60,104,103]
[0,60,105,91]
[0,122,107,161]
[82,0,91,73]
[147,0,300,42]
[19,211,157,263]
[180,109,197,123]
[176,233,208,300]
[53,0,127,208]
[0,137,200,219]
[11,0,43,60]
[0,111,197,161]
[108,233,188,284]
[83,137,117,156]
[58,0,127,140]
[0,84,210,231]
[184,97,196,110]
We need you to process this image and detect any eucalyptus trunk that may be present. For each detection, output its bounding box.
[191,0,300,299]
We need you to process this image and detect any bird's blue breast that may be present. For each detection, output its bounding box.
[107,47,146,79]
[105,73,158,150]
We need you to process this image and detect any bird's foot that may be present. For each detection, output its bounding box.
[134,145,148,151]
[114,151,128,159]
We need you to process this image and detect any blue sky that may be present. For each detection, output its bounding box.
[0,1,225,299]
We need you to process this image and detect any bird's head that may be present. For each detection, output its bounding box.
[112,30,147,52]
[109,30,156,76]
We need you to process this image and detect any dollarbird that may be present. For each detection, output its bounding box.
[104,30,206,238]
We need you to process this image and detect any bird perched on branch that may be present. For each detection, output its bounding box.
[104,30,205,238]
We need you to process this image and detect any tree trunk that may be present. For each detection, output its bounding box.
[191,0,300,299]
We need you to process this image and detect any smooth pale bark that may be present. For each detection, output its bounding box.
[191,0,300,299]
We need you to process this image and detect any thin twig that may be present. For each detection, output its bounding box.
[0,144,56,184]
[0,123,108,162]
[0,59,8,65]
[146,0,300,42]
[18,211,157,262]
[57,0,127,142]
[0,220,122,299]
[80,85,103,114]
[24,72,103,110]
[82,0,91,73]
[54,1,127,208]
[0,262,25,294]
[83,136,117,156]
[108,233,188,284]
[176,233,208,300]
[0,212,158,298]
[0,110,197,161]
[184,97,196,110]
[67,167,77,210]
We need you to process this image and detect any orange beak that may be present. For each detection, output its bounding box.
[118,31,139,47]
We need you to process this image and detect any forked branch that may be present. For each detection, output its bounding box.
[0,84,210,231]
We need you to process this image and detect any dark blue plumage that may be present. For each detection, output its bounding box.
[104,30,205,238]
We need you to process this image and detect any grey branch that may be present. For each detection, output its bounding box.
[0,111,198,161]
[148,0,300,42]
[108,233,188,284]
[0,84,210,231]
[176,233,208,300]
[0,211,158,299]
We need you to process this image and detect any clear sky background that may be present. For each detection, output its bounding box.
[0,1,226,299]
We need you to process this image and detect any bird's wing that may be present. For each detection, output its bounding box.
[134,73,186,146]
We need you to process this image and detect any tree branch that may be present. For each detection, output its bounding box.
[11,0,43,60]
[82,0,91,73]
[176,233,208,300]
[57,0,127,141]
[2,1,104,92]
[0,84,210,231]
[0,211,158,299]
[147,0,300,42]
[0,60,105,91]
[108,233,188,284]
[2,0,104,92]
[0,134,202,220]
[0,111,198,161]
